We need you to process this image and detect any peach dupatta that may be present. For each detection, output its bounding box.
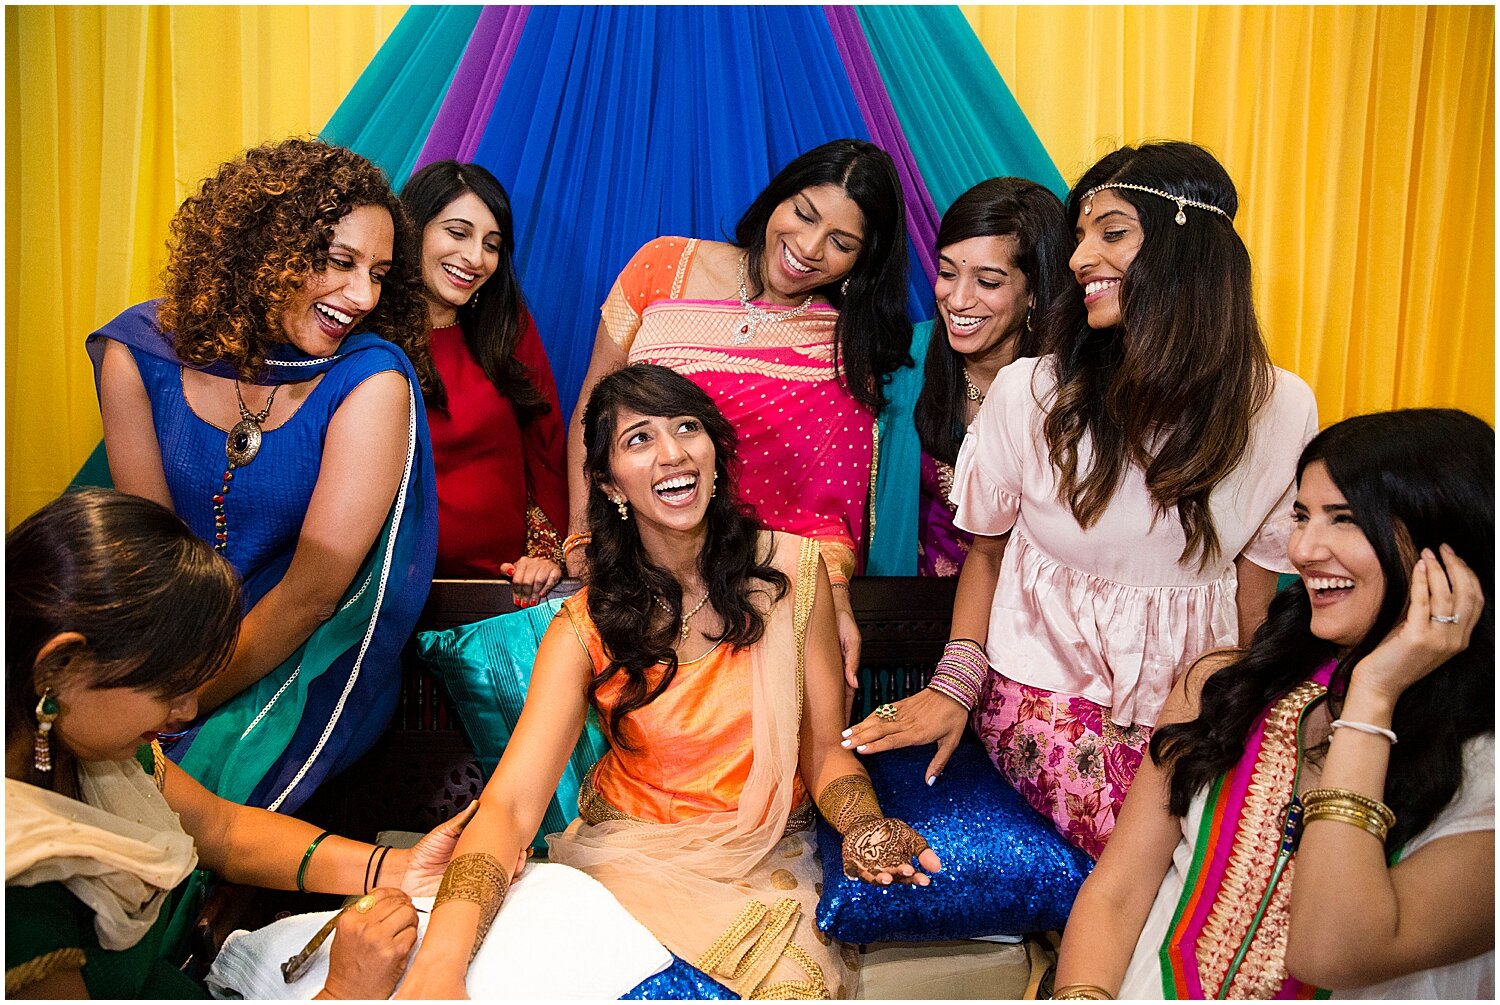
[546,534,852,999]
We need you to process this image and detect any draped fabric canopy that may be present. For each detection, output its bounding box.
[321,6,1061,419]
[7,5,1493,529]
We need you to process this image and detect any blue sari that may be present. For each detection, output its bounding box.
[87,302,436,812]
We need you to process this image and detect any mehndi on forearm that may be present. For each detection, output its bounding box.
[816,773,885,834]
[433,853,510,961]
[818,774,929,879]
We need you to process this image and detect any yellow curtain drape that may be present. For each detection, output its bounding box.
[5,5,404,528]
[963,5,1494,427]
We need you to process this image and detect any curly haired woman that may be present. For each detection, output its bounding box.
[85,138,439,813]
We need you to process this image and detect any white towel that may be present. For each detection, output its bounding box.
[206,862,673,999]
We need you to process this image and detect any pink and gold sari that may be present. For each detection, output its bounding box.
[600,237,875,582]
[1159,662,1335,999]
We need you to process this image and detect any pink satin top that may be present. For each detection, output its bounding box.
[951,355,1319,727]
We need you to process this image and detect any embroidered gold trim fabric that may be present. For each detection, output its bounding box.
[1197,679,1326,997]
[434,853,510,961]
[867,421,879,545]
[641,346,838,382]
[578,765,817,838]
[696,897,829,999]
[524,498,565,564]
[6,947,87,994]
[794,536,820,723]
[670,239,697,299]
[150,739,167,793]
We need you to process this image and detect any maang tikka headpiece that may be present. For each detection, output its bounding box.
[1082,182,1230,226]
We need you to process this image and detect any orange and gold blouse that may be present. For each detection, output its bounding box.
[562,590,807,823]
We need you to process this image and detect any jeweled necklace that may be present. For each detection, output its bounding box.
[213,382,279,556]
[656,590,712,642]
[735,253,814,346]
[226,382,280,466]
[962,369,985,405]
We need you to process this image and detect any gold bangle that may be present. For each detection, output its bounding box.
[1301,787,1395,829]
[1303,806,1390,842]
[1052,984,1114,1000]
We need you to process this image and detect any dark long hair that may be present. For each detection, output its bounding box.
[6,490,242,771]
[734,139,912,413]
[400,160,547,420]
[1042,141,1273,569]
[580,365,788,746]
[914,178,1070,465]
[1151,409,1495,853]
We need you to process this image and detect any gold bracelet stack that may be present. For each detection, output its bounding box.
[1052,983,1114,1000]
[1300,787,1396,843]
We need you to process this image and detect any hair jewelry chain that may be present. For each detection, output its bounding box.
[1082,182,1229,226]
[735,253,813,345]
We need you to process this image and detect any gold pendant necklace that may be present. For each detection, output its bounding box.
[963,368,985,404]
[656,590,712,642]
[226,382,280,466]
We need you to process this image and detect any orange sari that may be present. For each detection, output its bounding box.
[548,534,853,999]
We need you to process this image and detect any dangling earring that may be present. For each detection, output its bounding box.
[1024,308,1034,334]
[840,277,851,295]
[615,496,629,521]
[710,470,718,500]
[468,287,481,309]
[34,687,58,773]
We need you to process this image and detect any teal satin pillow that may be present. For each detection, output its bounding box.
[415,599,610,851]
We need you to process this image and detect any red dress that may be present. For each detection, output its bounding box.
[426,313,567,578]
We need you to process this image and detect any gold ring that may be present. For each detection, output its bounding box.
[354,894,377,914]
[874,703,899,721]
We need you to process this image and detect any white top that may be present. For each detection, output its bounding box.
[1120,733,1495,999]
[951,355,1319,726]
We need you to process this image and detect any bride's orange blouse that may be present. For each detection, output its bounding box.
[562,590,808,822]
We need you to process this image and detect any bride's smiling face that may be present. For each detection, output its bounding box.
[600,408,717,536]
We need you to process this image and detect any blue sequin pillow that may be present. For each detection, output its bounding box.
[416,599,610,851]
[620,956,735,1000]
[815,739,1093,942]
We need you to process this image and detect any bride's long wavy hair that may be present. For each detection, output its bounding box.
[579,365,788,746]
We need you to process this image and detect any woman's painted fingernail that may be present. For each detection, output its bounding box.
[841,728,852,738]
[926,776,937,786]
[856,744,868,753]
[840,739,852,748]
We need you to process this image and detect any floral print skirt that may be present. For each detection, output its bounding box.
[972,670,1152,860]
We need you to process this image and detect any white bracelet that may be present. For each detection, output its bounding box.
[1330,719,1397,744]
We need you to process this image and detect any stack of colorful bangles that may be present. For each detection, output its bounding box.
[926,638,988,710]
[1300,787,1397,843]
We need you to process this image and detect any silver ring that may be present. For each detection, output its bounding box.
[1430,614,1461,624]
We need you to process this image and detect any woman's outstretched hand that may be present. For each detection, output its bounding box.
[1351,544,1483,704]
[842,688,969,785]
[392,801,480,897]
[842,817,943,887]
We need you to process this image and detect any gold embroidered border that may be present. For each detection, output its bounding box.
[150,739,167,792]
[670,239,698,299]
[794,536,820,723]
[578,763,817,838]
[640,347,838,383]
[7,947,87,994]
[1195,679,1325,997]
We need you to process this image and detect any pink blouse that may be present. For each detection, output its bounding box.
[951,356,1319,727]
